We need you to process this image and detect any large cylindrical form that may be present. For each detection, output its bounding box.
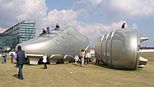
[95,29,148,69]
[16,26,89,64]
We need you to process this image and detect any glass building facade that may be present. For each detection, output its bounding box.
[0,20,35,49]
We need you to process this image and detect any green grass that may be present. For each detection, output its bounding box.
[0,52,154,87]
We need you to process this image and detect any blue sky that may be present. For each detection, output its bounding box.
[46,0,75,10]
[0,0,153,46]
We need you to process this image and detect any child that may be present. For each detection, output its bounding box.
[10,53,15,63]
[43,54,47,69]
[74,55,79,66]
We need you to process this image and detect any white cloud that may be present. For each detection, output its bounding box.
[77,20,136,35]
[0,27,6,33]
[43,9,77,27]
[75,21,138,45]
[74,0,154,18]
[33,9,78,36]
[89,0,103,5]
[0,0,46,27]
[17,0,47,20]
[73,0,103,16]
[108,0,154,17]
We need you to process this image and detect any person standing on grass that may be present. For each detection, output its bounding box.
[43,54,47,69]
[10,53,15,63]
[16,45,26,80]
[1,48,7,64]
[80,49,85,67]
[86,51,92,64]
[74,55,79,66]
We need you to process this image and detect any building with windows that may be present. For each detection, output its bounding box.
[0,20,36,49]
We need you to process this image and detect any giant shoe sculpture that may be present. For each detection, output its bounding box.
[95,28,148,69]
[17,26,89,64]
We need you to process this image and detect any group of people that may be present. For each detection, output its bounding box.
[74,49,92,67]
[1,46,92,80]
[41,27,50,35]
[40,24,60,36]
[1,46,48,80]
[1,46,26,80]
[1,49,18,64]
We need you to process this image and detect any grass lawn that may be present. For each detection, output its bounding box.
[0,52,154,87]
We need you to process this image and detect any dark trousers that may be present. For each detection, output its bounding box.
[44,63,47,69]
[2,56,6,63]
[18,64,24,80]
[85,58,89,64]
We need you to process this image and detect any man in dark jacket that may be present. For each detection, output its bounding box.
[16,45,26,80]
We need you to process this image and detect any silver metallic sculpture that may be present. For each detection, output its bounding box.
[95,28,148,69]
[17,26,89,64]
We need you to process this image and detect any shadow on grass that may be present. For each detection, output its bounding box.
[12,74,18,78]
[93,63,136,71]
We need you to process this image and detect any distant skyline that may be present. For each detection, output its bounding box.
[0,0,153,46]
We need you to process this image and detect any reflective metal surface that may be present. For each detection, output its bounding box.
[95,29,148,69]
[17,26,89,64]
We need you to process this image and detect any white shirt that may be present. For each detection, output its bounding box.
[43,55,47,63]
[86,53,91,58]
[74,55,79,61]
[9,52,17,59]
